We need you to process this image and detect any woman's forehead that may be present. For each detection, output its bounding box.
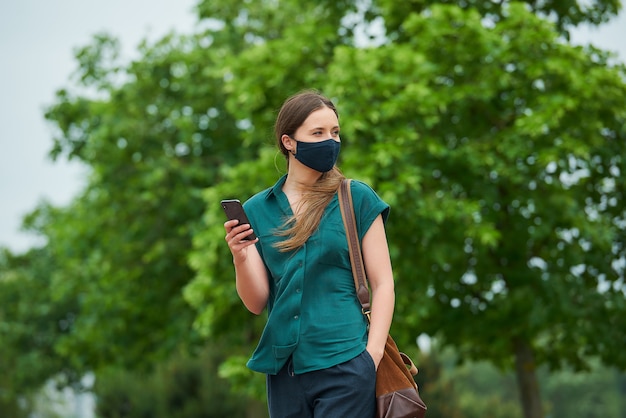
[301,107,339,128]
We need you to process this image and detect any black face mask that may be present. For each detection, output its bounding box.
[291,137,341,172]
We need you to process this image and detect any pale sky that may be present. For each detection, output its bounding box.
[1,2,625,252]
[0,0,197,251]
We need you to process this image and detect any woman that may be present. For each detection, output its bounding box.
[224,90,395,418]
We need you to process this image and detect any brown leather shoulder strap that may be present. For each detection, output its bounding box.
[338,179,371,315]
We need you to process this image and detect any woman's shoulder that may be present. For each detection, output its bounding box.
[244,175,286,211]
[243,187,272,210]
[347,178,390,223]
[348,178,381,199]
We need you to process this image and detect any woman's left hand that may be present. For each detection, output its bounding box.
[366,346,384,370]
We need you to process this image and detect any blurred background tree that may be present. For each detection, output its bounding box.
[1,0,625,417]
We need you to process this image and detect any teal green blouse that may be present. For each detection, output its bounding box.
[243,175,389,375]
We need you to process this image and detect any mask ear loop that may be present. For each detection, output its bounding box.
[273,150,287,174]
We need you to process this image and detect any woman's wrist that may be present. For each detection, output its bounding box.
[366,344,385,368]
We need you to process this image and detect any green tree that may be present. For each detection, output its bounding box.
[325,5,626,418]
[424,348,626,418]
[40,29,246,373]
[94,346,254,418]
[8,0,624,417]
[187,2,626,418]
[544,364,625,417]
[0,242,78,416]
[375,0,621,37]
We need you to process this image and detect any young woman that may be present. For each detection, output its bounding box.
[224,90,395,418]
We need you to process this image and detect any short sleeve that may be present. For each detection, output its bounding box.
[349,180,390,242]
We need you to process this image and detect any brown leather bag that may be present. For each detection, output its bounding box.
[338,179,427,418]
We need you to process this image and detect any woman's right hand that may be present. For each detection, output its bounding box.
[224,220,259,263]
[224,219,268,314]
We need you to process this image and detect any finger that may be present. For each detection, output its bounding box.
[231,223,252,237]
[224,219,240,229]
[232,229,257,245]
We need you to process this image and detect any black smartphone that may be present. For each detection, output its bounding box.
[220,199,257,241]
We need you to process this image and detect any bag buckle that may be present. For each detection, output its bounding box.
[362,308,371,322]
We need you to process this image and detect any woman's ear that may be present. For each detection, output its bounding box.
[281,134,295,153]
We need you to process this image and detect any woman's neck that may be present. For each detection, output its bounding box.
[284,166,320,194]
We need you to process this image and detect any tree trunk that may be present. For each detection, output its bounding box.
[514,338,543,418]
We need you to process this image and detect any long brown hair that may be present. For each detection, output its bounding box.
[274,90,345,252]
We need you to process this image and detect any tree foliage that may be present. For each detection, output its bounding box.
[0,243,78,416]
[40,30,248,373]
[374,0,622,37]
[94,346,253,418]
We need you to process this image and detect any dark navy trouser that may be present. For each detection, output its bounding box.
[267,350,376,418]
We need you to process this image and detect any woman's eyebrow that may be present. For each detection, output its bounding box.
[308,125,340,131]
